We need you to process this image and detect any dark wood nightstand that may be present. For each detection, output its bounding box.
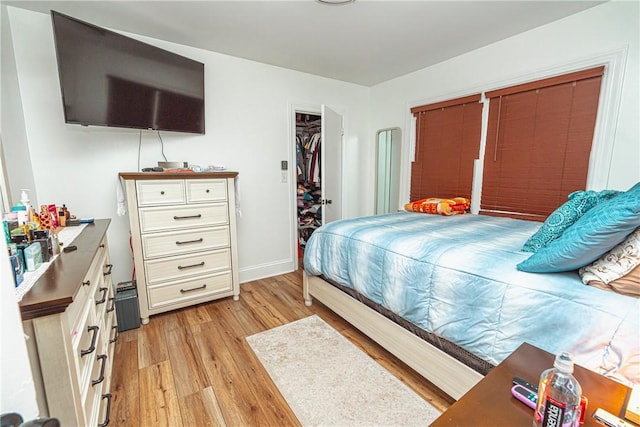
[430,342,634,426]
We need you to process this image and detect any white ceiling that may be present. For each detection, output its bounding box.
[4,0,605,86]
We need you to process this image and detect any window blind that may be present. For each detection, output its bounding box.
[410,94,482,202]
[480,67,604,221]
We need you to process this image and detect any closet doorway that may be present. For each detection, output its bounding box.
[296,112,322,259]
[293,105,343,266]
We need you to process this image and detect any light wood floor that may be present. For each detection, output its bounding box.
[110,269,453,426]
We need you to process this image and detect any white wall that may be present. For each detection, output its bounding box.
[3,6,371,289]
[370,0,640,206]
[0,6,39,420]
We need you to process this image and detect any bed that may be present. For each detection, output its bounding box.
[302,212,640,400]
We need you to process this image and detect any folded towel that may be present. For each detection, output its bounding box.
[116,177,126,216]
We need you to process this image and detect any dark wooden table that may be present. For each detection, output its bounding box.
[431,342,633,426]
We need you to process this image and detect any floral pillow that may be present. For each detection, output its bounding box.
[522,189,621,252]
[579,228,640,297]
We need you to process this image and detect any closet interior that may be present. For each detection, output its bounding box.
[296,113,322,257]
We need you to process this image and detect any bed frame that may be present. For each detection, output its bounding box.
[303,271,483,400]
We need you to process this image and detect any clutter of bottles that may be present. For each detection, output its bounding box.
[3,190,73,287]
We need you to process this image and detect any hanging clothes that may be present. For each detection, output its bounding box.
[296,114,322,253]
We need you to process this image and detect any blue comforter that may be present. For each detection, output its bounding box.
[304,212,640,385]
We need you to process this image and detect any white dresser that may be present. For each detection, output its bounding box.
[20,220,116,427]
[119,172,239,323]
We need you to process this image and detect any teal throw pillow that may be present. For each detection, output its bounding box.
[517,183,640,273]
[522,190,621,252]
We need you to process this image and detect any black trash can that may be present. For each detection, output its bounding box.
[115,281,141,332]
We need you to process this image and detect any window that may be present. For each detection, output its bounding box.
[410,94,482,201]
[480,66,604,220]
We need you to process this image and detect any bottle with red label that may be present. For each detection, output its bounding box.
[533,352,582,427]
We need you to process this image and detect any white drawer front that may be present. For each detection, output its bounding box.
[139,203,228,233]
[94,283,109,323]
[142,227,230,259]
[186,179,227,203]
[86,329,106,395]
[72,305,100,396]
[85,355,104,427]
[148,272,233,309]
[145,249,231,284]
[67,244,106,333]
[66,288,89,336]
[136,180,185,206]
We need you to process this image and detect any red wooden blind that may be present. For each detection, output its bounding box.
[410,94,482,201]
[480,66,604,221]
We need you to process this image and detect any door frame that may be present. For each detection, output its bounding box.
[288,103,322,271]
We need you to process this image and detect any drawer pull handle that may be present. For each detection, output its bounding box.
[107,297,116,313]
[81,325,100,357]
[180,284,207,294]
[103,263,113,276]
[98,393,112,427]
[83,280,91,287]
[92,354,108,386]
[99,243,105,249]
[96,287,108,305]
[206,189,210,193]
[160,191,165,195]
[178,261,205,270]
[176,238,203,245]
[110,325,119,343]
[173,214,202,220]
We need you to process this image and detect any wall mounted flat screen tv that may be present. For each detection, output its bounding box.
[51,11,205,134]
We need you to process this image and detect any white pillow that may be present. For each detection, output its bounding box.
[579,227,640,286]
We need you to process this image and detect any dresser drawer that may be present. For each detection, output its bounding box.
[67,244,106,334]
[85,385,102,427]
[145,249,231,284]
[66,287,90,336]
[72,304,100,393]
[84,350,106,427]
[141,227,230,259]
[88,350,108,399]
[137,180,185,206]
[94,282,110,323]
[97,393,112,427]
[186,179,227,203]
[148,272,233,309]
[97,285,116,338]
[139,203,228,233]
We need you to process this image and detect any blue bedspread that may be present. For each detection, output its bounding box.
[304,212,640,385]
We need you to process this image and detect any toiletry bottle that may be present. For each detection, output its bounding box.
[58,207,66,227]
[533,352,582,427]
[50,233,60,256]
[20,189,31,211]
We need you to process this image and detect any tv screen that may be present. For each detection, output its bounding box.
[51,11,205,134]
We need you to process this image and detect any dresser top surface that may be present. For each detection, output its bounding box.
[119,171,238,180]
[19,219,111,320]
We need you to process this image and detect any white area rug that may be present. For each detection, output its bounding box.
[246,315,441,426]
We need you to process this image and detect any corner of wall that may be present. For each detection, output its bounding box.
[1,5,37,207]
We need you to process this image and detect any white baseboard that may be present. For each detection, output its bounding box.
[239,258,295,284]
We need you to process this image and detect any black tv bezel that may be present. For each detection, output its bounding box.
[50,10,205,134]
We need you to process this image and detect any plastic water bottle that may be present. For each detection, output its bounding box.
[533,352,582,427]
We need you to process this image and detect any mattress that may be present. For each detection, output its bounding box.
[304,212,640,386]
